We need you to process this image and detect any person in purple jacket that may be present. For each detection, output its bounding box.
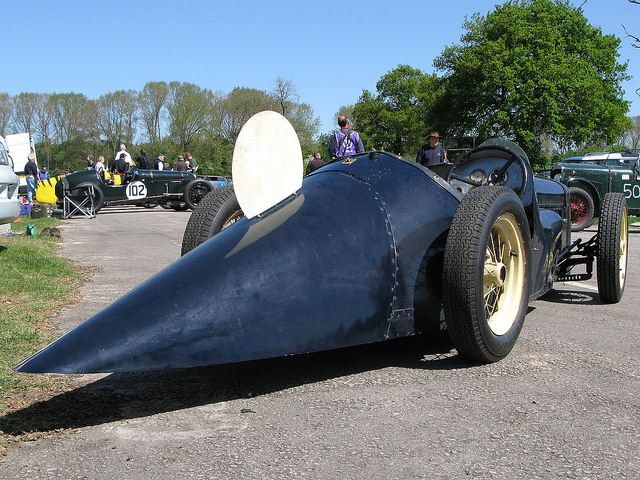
[327,116,364,158]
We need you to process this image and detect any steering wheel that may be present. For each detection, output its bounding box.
[445,145,530,198]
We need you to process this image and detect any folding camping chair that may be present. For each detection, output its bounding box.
[62,183,96,219]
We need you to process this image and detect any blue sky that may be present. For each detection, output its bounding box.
[4,0,640,136]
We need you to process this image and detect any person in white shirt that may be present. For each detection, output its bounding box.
[114,144,132,166]
[95,155,106,177]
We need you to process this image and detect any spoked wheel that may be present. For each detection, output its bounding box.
[569,186,594,232]
[181,185,244,256]
[596,193,628,304]
[184,179,214,210]
[443,186,531,363]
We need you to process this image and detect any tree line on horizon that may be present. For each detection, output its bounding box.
[1,0,638,174]
[0,77,321,175]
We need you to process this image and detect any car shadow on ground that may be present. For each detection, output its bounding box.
[537,287,600,305]
[0,334,472,436]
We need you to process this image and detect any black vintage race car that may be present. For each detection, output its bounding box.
[15,114,628,374]
[35,168,229,213]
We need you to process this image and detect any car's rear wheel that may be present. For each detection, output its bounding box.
[181,185,244,256]
[569,186,594,232]
[184,179,214,210]
[442,186,531,363]
[596,193,628,304]
[71,182,104,213]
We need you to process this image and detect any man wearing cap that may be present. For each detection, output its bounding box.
[24,153,40,204]
[39,164,50,181]
[114,144,132,166]
[173,155,188,171]
[112,153,130,174]
[416,132,447,166]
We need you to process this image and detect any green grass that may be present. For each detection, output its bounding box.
[0,215,88,419]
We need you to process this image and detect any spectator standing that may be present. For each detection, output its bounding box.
[86,155,95,170]
[415,132,447,166]
[164,161,170,170]
[114,144,132,167]
[185,153,198,172]
[136,149,152,170]
[39,164,50,181]
[24,153,40,204]
[95,156,106,177]
[173,155,188,171]
[327,116,364,159]
[154,154,165,170]
[306,152,325,174]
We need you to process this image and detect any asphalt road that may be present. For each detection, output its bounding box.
[1,205,639,479]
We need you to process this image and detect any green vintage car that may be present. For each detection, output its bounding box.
[550,153,640,231]
[36,168,228,213]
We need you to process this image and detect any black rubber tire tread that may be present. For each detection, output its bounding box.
[596,192,627,304]
[442,186,531,363]
[181,185,242,256]
[184,179,214,210]
[72,182,104,213]
[569,186,594,232]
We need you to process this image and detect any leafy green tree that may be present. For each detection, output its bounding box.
[94,90,138,154]
[12,92,40,135]
[0,93,12,136]
[139,81,169,144]
[167,82,215,151]
[622,115,640,149]
[353,65,441,156]
[433,0,631,165]
[216,87,276,143]
[49,93,90,143]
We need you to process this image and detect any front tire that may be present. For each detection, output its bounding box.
[570,186,594,232]
[443,186,531,363]
[181,185,243,256]
[596,193,628,304]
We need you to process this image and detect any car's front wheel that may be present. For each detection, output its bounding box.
[597,193,628,304]
[181,185,244,256]
[442,186,531,363]
[570,186,594,232]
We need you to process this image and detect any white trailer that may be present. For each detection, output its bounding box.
[5,132,37,195]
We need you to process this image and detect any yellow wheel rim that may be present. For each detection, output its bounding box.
[619,207,628,288]
[483,213,526,336]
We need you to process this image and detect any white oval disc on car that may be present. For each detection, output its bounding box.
[232,110,303,219]
[125,181,147,200]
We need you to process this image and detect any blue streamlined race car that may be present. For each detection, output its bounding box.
[15,114,627,374]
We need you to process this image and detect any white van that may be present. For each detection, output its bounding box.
[0,136,21,224]
[5,133,37,195]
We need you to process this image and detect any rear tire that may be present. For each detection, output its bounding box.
[596,193,628,304]
[71,182,104,213]
[570,187,594,232]
[184,179,214,210]
[442,186,531,363]
[181,185,243,256]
